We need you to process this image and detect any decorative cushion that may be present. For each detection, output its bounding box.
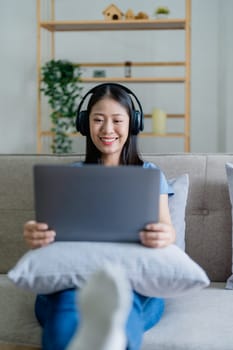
[8,242,209,298]
[168,174,189,250]
[225,162,233,289]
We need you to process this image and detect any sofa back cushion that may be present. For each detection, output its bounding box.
[0,155,83,274]
[0,153,233,282]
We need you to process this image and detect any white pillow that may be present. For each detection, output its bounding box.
[8,242,209,298]
[225,162,233,289]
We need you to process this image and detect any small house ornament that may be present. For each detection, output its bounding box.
[102,4,124,20]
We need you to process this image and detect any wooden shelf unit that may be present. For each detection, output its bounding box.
[37,0,191,152]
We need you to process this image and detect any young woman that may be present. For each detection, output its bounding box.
[23,83,175,350]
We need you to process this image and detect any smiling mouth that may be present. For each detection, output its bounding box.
[100,137,118,144]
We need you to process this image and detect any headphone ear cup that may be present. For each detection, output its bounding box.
[76,110,89,136]
[132,110,142,135]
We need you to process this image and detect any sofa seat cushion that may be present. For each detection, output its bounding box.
[0,275,40,348]
[142,282,233,350]
[1,275,233,349]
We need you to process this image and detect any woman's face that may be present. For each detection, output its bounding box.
[89,97,130,165]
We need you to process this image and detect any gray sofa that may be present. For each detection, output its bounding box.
[1,153,233,350]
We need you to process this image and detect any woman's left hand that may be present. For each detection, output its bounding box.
[140,222,176,248]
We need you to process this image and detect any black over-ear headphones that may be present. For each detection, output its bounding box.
[76,83,144,136]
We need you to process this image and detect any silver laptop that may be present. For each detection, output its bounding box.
[33,164,161,242]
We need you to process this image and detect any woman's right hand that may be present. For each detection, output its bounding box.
[23,220,56,249]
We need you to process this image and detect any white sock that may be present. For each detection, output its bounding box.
[67,264,132,350]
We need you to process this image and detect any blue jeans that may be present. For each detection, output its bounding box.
[35,289,164,350]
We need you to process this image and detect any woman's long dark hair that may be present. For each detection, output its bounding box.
[84,84,143,166]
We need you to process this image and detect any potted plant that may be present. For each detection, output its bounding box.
[41,59,83,153]
[155,6,170,19]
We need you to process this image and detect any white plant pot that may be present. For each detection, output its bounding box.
[156,14,169,19]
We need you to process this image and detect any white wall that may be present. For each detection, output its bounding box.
[0,0,232,154]
[218,0,233,152]
[0,0,37,153]
[191,0,219,152]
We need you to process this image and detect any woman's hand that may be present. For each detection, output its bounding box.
[140,222,175,248]
[23,220,56,249]
[140,193,176,248]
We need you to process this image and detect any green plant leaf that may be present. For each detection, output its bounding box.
[41,59,83,153]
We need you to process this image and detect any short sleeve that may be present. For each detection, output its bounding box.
[71,161,84,167]
[143,161,174,195]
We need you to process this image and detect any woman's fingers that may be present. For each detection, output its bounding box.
[140,222,175,248]
[23,221,55,248]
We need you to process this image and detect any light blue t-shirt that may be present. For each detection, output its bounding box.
[72,161,174,196]
[143,161,173,195]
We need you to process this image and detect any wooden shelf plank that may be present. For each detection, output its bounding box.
[76,61,185,67]
[140,132,185,137]
[40,131,185,138]
[80,77,185,83]
[144,114,185,119]
[39,76,185,83]
[40,19,186,32]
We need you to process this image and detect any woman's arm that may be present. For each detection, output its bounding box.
[140,194,176,248]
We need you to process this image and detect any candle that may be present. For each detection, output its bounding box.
[152,108,167,134]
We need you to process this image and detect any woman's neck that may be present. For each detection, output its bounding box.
[101,155,120,167]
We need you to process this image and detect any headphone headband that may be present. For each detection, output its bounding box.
[76,83,144,136]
